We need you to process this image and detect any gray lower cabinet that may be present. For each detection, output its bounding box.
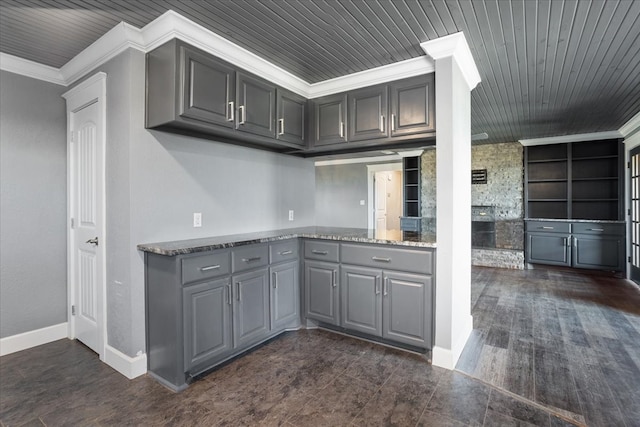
[232,268,270,349]
[270,260,299,331]
[304,260,339,325]
[573,234,624,271]
[183,278,232,371]
[526,232,571,267]
[341,265,382,336]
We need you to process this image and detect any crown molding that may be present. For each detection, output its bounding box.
[519,131,623,146]
[421,32,481,90]
[620,110,640,138]
[0,9,434,98]
[0,52,65,85]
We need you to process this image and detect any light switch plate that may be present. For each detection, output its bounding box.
[193,212,202,227]
[288,210,294,221]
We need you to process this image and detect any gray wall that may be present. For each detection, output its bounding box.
[73,49,316,357]
[0,70,67,338]
[315,163,369,228]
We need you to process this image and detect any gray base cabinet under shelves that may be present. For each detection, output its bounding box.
[145,240,300,391]
[526,221,624,271]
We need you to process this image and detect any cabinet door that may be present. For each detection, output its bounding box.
[382,272,432,348]
[270,260,299,331]
[236,72,276,138]
[233,269,270,348]
[312,93,348,146]
[180,46,235,128]
[348,85,388,142]
[573,234,624,271]
[183,278,232,371]
[304,260,339,325]
[341,265,383,337]
[526,232,571,266]
[389,74,435,137]
[276,89,306,147]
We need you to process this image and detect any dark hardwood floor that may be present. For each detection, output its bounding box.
[457,266,640,427]
[2,266,637,426]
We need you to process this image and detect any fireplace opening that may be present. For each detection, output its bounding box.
[472,206,496,248]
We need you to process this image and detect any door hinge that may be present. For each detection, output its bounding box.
[71,305,76,316]
[628,256,632,263]
[628,161,631,169]
[70,218,75,228]
[629,209,632,216]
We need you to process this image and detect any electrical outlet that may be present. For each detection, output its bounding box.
[360,200,365,206]
[193,212,202,227]
[288,210,294,221]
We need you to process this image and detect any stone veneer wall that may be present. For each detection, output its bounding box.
[421,142,525,268]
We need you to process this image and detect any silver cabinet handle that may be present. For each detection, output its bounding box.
[391,114,396,131]
[226,284,232,305]
[339,122,344,138]
[380,115,384,132]
[312,250,328,255]
[573,237,577,247]
[228,101,234,122]
[383,277,389,296]
[272,272,277,289]
[375,276,381,295]
[236,282,241,301]
[588,228,604,232]
[278,118,285,135]
[86,237,99,246]
[238,105,245,125]
[372,256,391,263]
[333,270,338,287]
[541,226,554,230]
[242,257,261,263]
[279,250,293,256]
[200,264,220,271]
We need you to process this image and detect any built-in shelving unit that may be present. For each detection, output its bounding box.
[403,157,421,217]
[524,139,623,220]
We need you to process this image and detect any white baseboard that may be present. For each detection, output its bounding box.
[0,323,69,356]
[104,345,147,379]
[432,315,474,370]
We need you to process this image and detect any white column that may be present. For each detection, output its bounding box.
[421,33,481,369]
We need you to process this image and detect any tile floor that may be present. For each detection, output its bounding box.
[2,266,638,426]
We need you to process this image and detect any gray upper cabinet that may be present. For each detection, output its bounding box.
[311,93,348,146]
[183,277,232,371]
[270,260,299,331]
[179,46,235,128]
[389,74,435,137]
[341,265,383,336]
[236,72,276,139]
[232,268,270,349]
[348,85,388,142]
[382,271,432,347]
[276,89,306,147]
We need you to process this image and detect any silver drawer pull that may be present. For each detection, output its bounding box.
[372,256,391,263]
[242,257,261,263]
[279,250,293,256]
[588,228,604,232]
[312,250,328,255]
[278,118,285,135]
[540,226,554,230]
[200,265,221,271]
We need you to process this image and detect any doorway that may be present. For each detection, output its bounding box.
[367,163,403,232]
[630,146,640,284]
[63,73,107,358]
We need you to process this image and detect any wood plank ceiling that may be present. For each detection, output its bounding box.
[1,0,639,144]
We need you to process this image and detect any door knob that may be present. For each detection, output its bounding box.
[86,237,99,246]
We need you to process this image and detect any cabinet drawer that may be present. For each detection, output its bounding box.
[182,251,231,285]
[572,222,624,236]
[304,240,339,262]
[269,240,299,264]
[525,221,570,233]
[341,243,433,275]
[232,244,269,273]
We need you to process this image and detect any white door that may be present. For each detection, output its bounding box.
[374,172,388,233]
[65,73,106,356]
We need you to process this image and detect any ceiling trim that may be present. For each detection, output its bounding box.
[620,111,640,138]
[0,53,65,86]
[0,9,435,98]
[519,131,624,146]
[421,32,481,90]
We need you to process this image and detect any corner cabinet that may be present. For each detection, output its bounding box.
[235,72,276,139]
[145,240,300,391]
[276,89,306,147]
[310,93,348,146]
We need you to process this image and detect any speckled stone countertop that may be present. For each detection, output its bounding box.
[525,218,625,224]
[137,227,437,256]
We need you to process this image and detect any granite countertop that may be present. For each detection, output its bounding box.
[137,226,437,256]
[525,218,625,224]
